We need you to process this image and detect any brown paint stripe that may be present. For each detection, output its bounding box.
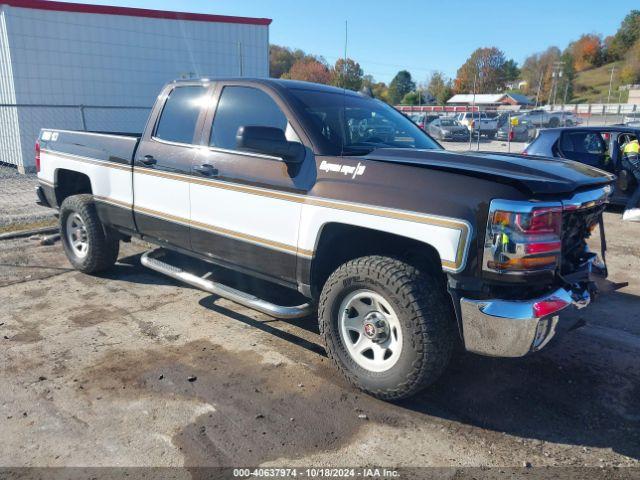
[52,150,469,269]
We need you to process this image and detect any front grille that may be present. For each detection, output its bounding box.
[561,205,605,274]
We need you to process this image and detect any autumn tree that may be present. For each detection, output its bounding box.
[387,70,415,104]
[282,58,332,84]
[520,47,562,103]
[426,71,453,105]
[569,34,603,71]
[454,47,507,93]
[331,58,364,91]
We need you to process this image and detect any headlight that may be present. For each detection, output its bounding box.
[441,130,451,135]
[484,200,562,275]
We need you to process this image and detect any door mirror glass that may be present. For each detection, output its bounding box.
[236,126,305,163]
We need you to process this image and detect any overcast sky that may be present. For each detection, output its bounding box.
[67,0,637,83]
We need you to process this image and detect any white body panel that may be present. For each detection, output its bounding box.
[39,149,132,208]
[190,183,301,253]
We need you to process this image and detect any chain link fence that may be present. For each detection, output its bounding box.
[0,104,150,232]
[0,104,151,172]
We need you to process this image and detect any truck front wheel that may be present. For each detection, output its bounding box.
[319,256,455,400]
[59,194,119,273]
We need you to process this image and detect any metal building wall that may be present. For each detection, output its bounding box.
[0,3,269,172]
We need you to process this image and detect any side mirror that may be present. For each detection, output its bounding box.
[236,126,305,164]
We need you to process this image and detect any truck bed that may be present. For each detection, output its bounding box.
[39,129,140,166]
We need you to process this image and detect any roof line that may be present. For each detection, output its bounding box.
[1,0,272,25]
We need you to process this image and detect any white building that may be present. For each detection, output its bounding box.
[0,0,271,172]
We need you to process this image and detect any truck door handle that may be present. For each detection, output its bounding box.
[193,164,218,176]
[140,155,157,166]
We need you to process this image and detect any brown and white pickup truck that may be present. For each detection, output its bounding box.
[35,78,616,400]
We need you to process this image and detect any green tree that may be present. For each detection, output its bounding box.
[454,47,507,93]
[331,58,364,91]
[609,10,640,59]
[269,45,295,78]
[388,70,415,104]
[400,91,429,105]
[426,71,453,105]
[621,38,640,84]
[502,59,521,82]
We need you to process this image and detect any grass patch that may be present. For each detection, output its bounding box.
[0,218,57,236]
[573,61,628,104]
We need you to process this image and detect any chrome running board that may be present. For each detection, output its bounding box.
[141,249,314,319]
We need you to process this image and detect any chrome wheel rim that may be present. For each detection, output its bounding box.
[338,289,403,373]
[66,213,89,258]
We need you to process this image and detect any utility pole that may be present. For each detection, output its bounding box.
[550,61,564,108]
[606,65,616,104]
[534,70,543,108]
[469,68,478,150]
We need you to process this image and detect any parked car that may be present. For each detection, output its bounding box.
[495,116,537,142]
[516,109,581,128]
[427,117,468,141]
[409,112,439,130]
[36,78,615,400]
[623,112,640,125]
[455,112,498,138]
[524,126,639,206]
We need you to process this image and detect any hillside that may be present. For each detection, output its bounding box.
[572,61,629,104]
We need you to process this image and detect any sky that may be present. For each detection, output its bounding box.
[67,0,637,83]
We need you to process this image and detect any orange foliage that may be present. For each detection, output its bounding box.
[572,34,602,71]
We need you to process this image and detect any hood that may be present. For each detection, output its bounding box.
[362,148,615,195]
[440,125,468,133]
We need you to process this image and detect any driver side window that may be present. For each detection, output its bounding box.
[210,86,298,151]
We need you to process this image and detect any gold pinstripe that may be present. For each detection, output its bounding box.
[51,149,470,269]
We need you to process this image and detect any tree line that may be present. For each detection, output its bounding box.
[269,9,640,105]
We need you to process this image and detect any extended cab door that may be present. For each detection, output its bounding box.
[189,82,312,286]
[133,83,211,249]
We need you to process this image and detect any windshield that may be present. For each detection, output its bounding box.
[440,119,460,127]
[289,88,440,155]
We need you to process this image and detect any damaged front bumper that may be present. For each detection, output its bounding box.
[459,285,591,357]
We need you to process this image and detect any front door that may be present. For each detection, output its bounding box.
[133,84,210,249]
[189,84,310,285]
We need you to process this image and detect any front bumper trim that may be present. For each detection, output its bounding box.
[460,286,590,357]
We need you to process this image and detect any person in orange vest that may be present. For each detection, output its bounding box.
[622,137,640,222]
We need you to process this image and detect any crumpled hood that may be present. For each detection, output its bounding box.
[362,148,615,195]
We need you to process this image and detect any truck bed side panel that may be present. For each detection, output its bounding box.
[37,129,139,233]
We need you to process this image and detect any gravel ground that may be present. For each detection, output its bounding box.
[0,212,638,473]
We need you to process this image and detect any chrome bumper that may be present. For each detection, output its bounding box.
[460,287,590,357]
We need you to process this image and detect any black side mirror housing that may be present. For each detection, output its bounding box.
[236,126,305,164]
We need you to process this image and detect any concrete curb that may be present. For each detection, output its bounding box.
[0,225,59,241]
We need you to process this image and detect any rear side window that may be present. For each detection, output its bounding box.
[154,86,207,144]
[210,86,289,150]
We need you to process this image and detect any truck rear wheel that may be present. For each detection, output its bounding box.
[60,194,119,273]
[319,256,455,400]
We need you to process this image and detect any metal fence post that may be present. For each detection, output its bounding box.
[507,111,511,153]
[79,105,87,131]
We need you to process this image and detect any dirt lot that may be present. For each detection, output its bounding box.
[0,211,639,473]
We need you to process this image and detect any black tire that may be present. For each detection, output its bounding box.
[548,117,560,127]
[319,255,455,400]
[59,194,120,273]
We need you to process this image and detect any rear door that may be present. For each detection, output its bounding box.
[133,83,211,249]
[189,82,311,285]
